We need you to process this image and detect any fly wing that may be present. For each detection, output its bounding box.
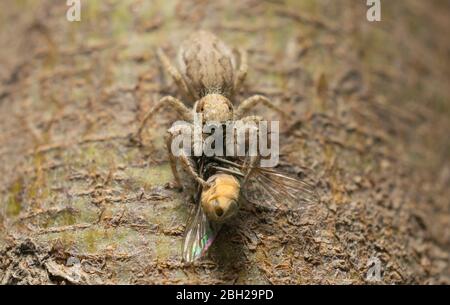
[182,201,221,262]
[241,166,318,212]
[209,156,318,212]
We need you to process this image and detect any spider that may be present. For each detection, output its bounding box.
[134,31,286,190]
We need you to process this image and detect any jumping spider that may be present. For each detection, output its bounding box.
[135,31,286,190]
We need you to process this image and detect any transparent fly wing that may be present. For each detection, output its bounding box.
[242,167,318,212]
[182,201,221,262]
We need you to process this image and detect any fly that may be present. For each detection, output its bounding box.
[181,155,318,262]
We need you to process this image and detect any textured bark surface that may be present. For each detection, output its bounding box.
[0,0,449,284]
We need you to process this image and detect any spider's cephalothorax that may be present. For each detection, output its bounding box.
[194,94,233,123]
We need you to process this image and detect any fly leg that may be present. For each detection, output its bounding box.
[166,125,209,191]
[234,95,288,119]
[233,48,248,97]
[134,96,192,144]
[157,48,197,103]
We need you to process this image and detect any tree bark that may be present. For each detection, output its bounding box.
[0,0,449,284]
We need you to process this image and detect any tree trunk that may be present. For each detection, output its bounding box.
[0,0,449,284]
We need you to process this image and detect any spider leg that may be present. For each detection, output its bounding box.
[157,48,197,103]
[234,48,248,97]
[235,95,287,119]
[134,95,192,143]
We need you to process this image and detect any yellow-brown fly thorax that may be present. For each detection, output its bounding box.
[195,94,233,123]
[201,174,240,222]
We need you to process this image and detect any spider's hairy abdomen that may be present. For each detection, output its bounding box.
[178,31,236,100]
